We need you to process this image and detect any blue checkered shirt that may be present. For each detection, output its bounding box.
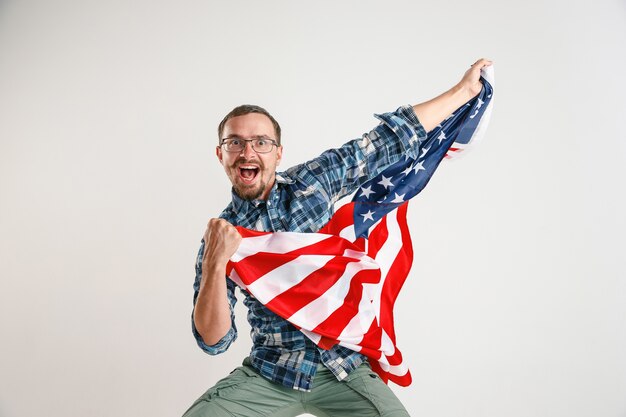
[192,106,427,391]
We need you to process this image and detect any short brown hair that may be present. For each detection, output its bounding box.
[217,104,281,145]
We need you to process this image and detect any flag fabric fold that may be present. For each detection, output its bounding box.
[226,67,494,386]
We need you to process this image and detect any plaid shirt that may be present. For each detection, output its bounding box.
[192,105,427,391]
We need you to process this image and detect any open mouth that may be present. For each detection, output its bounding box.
[238,165,260,183]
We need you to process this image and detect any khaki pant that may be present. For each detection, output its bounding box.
[183,358,410,417]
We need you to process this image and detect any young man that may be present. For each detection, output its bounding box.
[184,59,492,417]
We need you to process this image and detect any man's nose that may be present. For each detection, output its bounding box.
[239,141,257,159]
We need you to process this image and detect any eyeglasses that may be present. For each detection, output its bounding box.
[219,137,279,154]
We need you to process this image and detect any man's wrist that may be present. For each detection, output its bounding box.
[452,81,481,103]
[201,258,229,285]
[449,83,473,105]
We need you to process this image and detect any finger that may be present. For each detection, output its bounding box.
[204,218,218,239]
[471,58,492,68]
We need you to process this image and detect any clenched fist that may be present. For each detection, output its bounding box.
[458,58,493,99]
[202,218,242,268]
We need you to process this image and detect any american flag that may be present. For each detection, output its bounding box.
[226,67,494,386]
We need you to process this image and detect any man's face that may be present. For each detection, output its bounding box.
[216,113,283,201]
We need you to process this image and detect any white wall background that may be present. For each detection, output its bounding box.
[1,1,625,416]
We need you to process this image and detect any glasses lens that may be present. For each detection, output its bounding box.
[253,139,272,153]
[222,139,241,152]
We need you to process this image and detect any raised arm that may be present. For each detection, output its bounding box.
[192,218,241,349]
[412,58,492,132]
[284,59,493,213]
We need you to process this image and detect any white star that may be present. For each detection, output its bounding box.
[437,131,446,144]
[401,165,413,176]
[360,210,374,222]
[469,98,484,119]
[419,146,430,158]
[378,175,394,189]
[390,193,405,203]
[359,185,374,198]
[412,161,426,174]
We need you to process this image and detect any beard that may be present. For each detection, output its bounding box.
[233,179,267,201]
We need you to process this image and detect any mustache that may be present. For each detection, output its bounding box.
[234,158,264,169]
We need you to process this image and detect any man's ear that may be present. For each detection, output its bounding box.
[276,146,283,166]
[216,146,223,164]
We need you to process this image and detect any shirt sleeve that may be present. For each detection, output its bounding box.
[292,105,427,203]
[191,239,238,354]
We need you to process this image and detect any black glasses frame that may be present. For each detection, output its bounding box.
[219,137,279,154]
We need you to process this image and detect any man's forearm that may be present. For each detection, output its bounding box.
[193,260,232,346]
[412,84,476,133]
[194,218,242,347]
[413,59,491,132]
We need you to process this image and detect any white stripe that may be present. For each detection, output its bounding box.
[335,339,408,379]
[339,224,356,241]
[287,249,379,328]
[355,343,407,377]
[336,340,363,353]
[336,211,402,344]
[230,234,274,262]
[227,269,246,290]
[300,329,321,344]
[482,65,495,86]
[449,142,469,151]
[337,283,377,343]
[231,232,331,262]
[380,328,396,355]
[370,210,404,321]
[377,360,410,377]
[246,254,334,303]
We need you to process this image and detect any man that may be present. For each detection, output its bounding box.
[184,59,492,417]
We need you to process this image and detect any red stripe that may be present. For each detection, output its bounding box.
[263,253,368,318]
[369,359,412,387]
[366,214,389,259]
[319,202,356,235]
[378,203,412,344]
[358,319,384,358]
[317,335,339,350]
[230,234,361,286]
[310,267,381,339]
